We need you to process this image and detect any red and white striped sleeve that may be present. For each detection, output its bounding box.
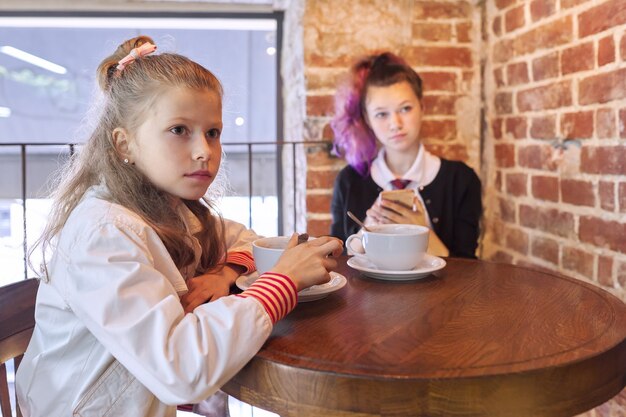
[226,251,256,274]
[236,272,298,324]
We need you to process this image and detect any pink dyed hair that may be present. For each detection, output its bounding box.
[331,52,423,176]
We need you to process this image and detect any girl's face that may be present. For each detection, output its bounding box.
[124,86,223,202]
[364,81,423,154]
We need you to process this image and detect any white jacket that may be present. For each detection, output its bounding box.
[16,187,272,417]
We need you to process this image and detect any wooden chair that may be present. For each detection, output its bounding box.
[0,279,39,417]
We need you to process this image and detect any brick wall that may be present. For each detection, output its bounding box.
[482,1,626,414]
[483,0,626,304]
[301,0,482,237]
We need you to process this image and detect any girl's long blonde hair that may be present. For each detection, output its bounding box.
[33,36,226,280]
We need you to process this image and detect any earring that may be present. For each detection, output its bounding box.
[123,158,129,164]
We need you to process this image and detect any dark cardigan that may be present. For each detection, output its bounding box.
[330,159,482,258]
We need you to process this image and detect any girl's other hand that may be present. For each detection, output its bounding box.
[181,265,242,313]
[270,234,343,292]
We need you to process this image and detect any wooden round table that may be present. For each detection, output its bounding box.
[223,257,626,417]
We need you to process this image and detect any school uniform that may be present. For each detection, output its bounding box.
[16,185,295,417]
[330,147,482,259]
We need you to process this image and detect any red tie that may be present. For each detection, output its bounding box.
[390,179,411,190]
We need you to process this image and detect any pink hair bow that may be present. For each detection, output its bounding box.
[116,42,157,71]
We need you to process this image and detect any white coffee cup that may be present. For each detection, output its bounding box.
[346,224,429,271]
[252,236,291,275]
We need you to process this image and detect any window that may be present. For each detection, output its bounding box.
[0,12,283,284]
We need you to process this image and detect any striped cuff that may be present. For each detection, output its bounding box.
[236,272,298,324]
[226,251,255,274]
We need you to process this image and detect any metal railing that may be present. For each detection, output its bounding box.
[0,140,332,280]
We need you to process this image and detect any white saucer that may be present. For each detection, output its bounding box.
[347,254,446,281]
[236,271,347,302]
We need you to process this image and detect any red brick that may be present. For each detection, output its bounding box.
[505,117,527,139]
[562,246,594,278]
[421,71,457,92]
[530,0,556,21]
[495,0,516,10]
[599,181,615,211]
[519,145,553,170]
[620,182,626,212]
[561,179,595,206]
[620,109,626,138]
[506,62,529,85]
[598,36,615,67]
[306,95,334,117]
[579,0,626,38]
[306,144,343,168]
[597,255,614,286]
[495,143,515,167]
[499,197,516,222]
[492,117,503,140]
[532,175,559,201]
[493,67,505,88]
[506,173,527,196]
[306,218,332,238]
[530,116,556,139]
[596,108,615,139]
[505,5,525,33]
[495,92,513,114]
[562,0,587,8]
[420,119,457,141]
[520,205,576,238]
[456,21,471,43]
[414,1,471,19]
[505,226,529,254]
[560,111,594,139]
[492,15,502,37]
[423,95,456,116]
[531,236,559,264]
[322,123,334,140]
[426,143,469,161]
[532,52,559,81]
[518,81,572,112]
[579,216,626,252]
[306,194,331,213]
[561,42,594,75]
[408,46,472,68]
[494,39,514,63]
[622,34,626,61]
[413,22,453,42]
[490,250,514,264]
[513,17,573,57]
[306,169,338,189]
[579,67,626,105]
[581,146,626,175]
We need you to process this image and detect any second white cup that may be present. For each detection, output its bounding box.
[346,224,429,271]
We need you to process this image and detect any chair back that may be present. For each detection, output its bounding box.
[0,279,39,417]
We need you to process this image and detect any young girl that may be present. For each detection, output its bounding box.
[330,52,482,259]
[16,36,342,417]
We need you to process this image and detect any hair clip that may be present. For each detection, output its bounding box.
[116,42,157,71]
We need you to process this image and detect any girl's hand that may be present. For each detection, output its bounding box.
[269,234,343,292]
[366,196,428,227]
[378,197,429,227]
[181,265,242,313]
